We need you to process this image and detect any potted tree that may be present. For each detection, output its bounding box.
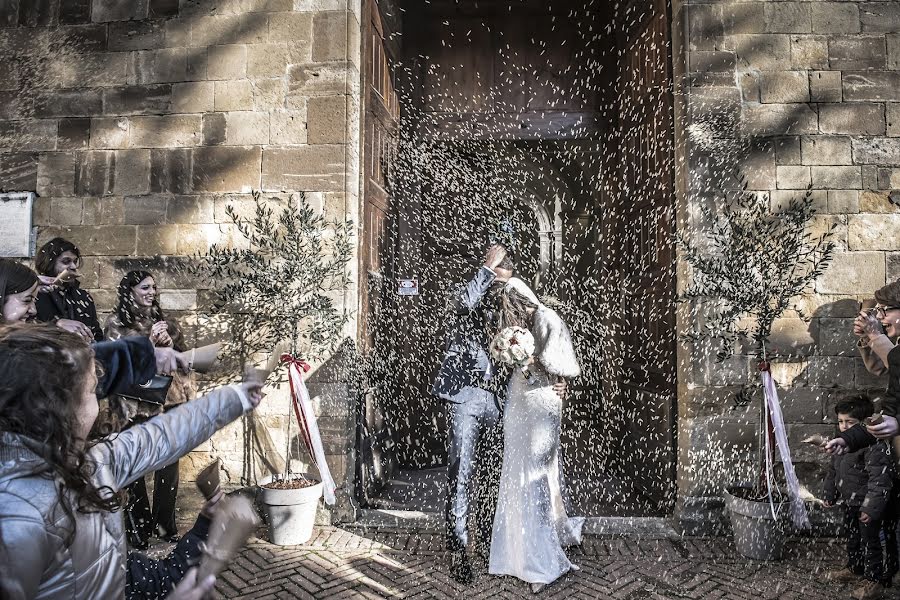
[678,183,835,560]
[195,191,353,545]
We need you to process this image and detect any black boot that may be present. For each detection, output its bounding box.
[450,550,474,584]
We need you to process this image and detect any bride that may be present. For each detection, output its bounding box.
[488,277,584,592]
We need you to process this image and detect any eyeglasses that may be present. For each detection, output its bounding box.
[873,305,900,319]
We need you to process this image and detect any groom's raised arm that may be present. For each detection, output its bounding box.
[450,266,496,315]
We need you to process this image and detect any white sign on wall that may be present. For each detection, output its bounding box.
[0,192,35,257]
[398,278,419,296]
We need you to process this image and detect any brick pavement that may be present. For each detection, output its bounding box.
[205,527,900,600]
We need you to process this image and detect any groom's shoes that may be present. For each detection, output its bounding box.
[450,551,475,584]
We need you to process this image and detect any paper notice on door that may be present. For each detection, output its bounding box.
[0,192,34,257]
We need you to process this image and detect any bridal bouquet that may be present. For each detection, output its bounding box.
[490,326,535,379]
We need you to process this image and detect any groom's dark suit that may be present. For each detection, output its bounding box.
[433,266,507,555]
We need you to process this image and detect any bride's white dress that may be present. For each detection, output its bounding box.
[488,306,584,585]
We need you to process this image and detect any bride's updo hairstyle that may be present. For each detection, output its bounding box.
[0,323,122,542]
[499,287,539,330]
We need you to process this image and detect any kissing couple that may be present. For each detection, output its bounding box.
[432,244,584,592]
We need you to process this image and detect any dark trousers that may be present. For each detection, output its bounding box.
[125,460,180,545]
[446,386,501,555]
[845,506,886,583]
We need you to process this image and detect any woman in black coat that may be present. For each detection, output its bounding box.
[34,237,103,342]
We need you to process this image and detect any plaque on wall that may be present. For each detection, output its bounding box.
[398,279,418,296]
[0,192,34,257]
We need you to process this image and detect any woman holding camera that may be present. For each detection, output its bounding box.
[106,270,196,548]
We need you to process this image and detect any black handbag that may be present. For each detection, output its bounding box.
[118,375,173,406]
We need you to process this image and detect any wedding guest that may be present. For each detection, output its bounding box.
[0,323,264,599]
[0,258,39,324]
[855,281,900,376]
[34,237,102,342]
[106,270,196,548]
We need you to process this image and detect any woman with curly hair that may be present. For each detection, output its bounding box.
[105,270,197,547]
[0,258,40,324]
[33,237,103,342]
[0,323,264,599]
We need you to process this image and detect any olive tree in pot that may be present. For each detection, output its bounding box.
[195,190,353,545]
[677,183,835,560]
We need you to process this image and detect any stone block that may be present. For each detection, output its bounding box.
[856,358,889,390]
[108,21,165,51]
[776,165,811,189]
[312,11,350,62]
[166,195,214,223]
[863,165,880,188]
[124,194,168,225]
[765,3,811,34]
[192,146,261,192]
[98,196,124,224]
[189,14,268,47]
[160,289,197,311]
[287,62,349,97]
[208,45,247,80]
[741,103,818,136]
[269,111,307,144]
[175,223,224,254]
[805,356,857,388]
[790,35,828,69]
[722,34,791,70]
[75,150,116,196]
[771,317,816,355]
[149,0,179,18]
[165,20,190,47]
[223,112,270,145]
[214,80,253,111]
[826,190,859,213]
[0,153,38,191]
[811,165,861,189]
[188,50,208,80]
[268,11,313,43]
[819,103,885,135]
[844,72,900,102]
[687,3,724,51]
[150,148,192,194]
[759,71,809,103]
[43,225,137,255]
[50,25,108,54]
[817,318,859,356]
[129,48,187,84]
[248,43,310,77]
[809,71,842,102]
[888,252,900,279]
[852,138,900,165]
[860,189,896,213]
[202,113,226,146]
[878,168,900,189]
[48,198,83,226]
[34,89,103,117]
[775,136,802,165]
[90,117,130,148]
[171,82,214,113]
[82,197,102,225]
[48,54,129,88]
[254,78,287,110]
[58,118,91,150]
[829,36,886,70]
[889,34,900,70]
[721,2,765,35]
[91,0,149,22]
[849,214,900,250]
[810,2,860,34]
[780,387,829,423]
[771,190,827,214]
[129,115,202,148]
[801,136,852,166]
[114,149,151,196]
[889,103,900,137]
[307,95,345,144]
[0,91,28,121]
[37,153,76,197]
[262,145,344,192]
[60,0,91,24]
[737,71,760,103]
[103,84,173,115]
[0,121,57,151]
[817,251,885,294]
[860,2,900,33]
[136,225,179,254]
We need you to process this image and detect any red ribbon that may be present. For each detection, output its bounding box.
[280,354,317,472]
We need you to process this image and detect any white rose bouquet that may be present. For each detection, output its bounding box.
[490,326,536,379]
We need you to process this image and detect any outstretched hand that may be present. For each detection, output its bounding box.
[483,245,507,270]
[823,438,848,455]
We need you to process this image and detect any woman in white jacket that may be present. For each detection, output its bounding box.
[488,278,584,592]
[0,323,264,599]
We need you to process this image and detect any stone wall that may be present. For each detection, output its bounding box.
[672,0,900,531]
[0,0,362,519]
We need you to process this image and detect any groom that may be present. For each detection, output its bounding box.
[432,244,513,584]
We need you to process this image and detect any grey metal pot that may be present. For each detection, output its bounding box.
[724,486,786,561]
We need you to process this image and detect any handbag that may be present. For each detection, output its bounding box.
[118,374,173,406]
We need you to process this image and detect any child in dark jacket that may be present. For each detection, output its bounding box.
[824,396,896,600]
